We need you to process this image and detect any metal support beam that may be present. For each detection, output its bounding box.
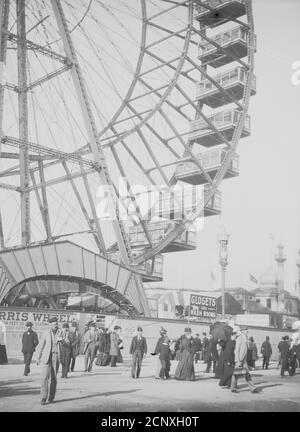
[51,0,133,267]
[0,181,20,191]
[37,160,52,242]
[0,209,5,249]
[62,160,107,255]
[17,0,30,246]
[30,169,51,241]
[79,162,108,256]
[6,31,71,65]
[0,0,10,155]
[24,64,72,91]
[26,167,94,192]
[109,141,153,247]
[1,135,97,169]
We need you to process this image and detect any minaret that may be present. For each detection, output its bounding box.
[296,250,300,299]
[275,243,286,312]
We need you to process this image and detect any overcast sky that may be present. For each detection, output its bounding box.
[151,0,300,295]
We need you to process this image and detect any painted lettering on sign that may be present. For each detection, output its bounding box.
[189,295,217,320]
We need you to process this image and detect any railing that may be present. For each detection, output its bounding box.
[176,149,239,176]
[129,221,197,248]
[195,0,245,15]
[198,25,250,56]
[196,66,256,97]
[190,109,250,133]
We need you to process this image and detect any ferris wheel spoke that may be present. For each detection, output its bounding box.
[174,83,232,147]
[37,160,52,242]
[109,144,153,247]
[61,160,106,255]
[137,77,190,120]
[29,168,52,241]
[123,98,182,161]
[144,48,197,84]
[146,23,192,48]
[147,0,188,21]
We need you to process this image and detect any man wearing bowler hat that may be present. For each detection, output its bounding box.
[109,325,121,367]
[231,326,257,394]
[70,321,80,372]
[36,316,63,405]
[129,326,147,378]
[22,321,39,376]
[83,321,99,372]
[60,323,73,378]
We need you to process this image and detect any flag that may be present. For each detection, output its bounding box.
[250,273,259,285]
[210,269,217,290]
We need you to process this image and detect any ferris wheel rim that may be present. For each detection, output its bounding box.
[132,0,256,265]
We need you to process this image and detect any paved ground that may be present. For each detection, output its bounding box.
[0,356,300,412]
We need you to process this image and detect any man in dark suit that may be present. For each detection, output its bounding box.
[60,323,73,378]
[193,333,202,363]
[22,321,39,376]
[129,326,147,378]
[206,334,218,373]
[219,331,236,388]
[261,336,272,370]
[279,335,291,377]
[202,332,209,363]
[69,321,80,372]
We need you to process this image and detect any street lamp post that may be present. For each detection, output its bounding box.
[218,227,230,318]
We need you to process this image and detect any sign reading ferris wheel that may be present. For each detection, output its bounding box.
[189,294,217,320]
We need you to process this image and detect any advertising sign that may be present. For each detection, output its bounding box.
[0,309,79,356]
[189,294,217,320]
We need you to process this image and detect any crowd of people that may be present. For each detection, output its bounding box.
[19,318,300,405]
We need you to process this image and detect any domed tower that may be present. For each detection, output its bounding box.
[275,244,286,311]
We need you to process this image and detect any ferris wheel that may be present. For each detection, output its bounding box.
[0,0,256,316]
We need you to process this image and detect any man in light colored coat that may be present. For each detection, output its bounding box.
[231,326,257,394]
[36,316,63,405]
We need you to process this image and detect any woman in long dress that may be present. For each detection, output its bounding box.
[175,328,195,381]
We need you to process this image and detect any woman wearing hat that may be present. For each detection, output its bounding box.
[110,325,121,367]
[174,328,195,381]
[247,336,258,370]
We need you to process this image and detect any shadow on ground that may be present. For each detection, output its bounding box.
[56,389,140,404]
[0,379,40,398]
